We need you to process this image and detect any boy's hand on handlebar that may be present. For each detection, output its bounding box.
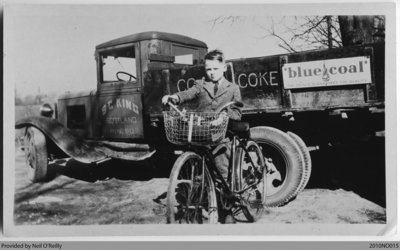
[210,111,227,126]
[162,95,179,105]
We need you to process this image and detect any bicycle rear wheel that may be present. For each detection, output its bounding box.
[233,140,266,222]
[167,152,219,224]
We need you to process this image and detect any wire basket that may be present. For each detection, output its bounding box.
[163,111,229,146]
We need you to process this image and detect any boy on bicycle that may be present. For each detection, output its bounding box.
[162,49,242,180]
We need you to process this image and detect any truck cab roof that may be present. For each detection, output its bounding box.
[96,31,208,49]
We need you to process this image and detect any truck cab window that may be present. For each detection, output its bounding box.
[172,45,201,65]
[175,54,193,65]
[100,45,137,83]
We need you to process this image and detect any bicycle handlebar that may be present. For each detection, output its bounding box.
[167,102,185,117]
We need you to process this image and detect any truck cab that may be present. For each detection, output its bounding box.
[57,31,208,141]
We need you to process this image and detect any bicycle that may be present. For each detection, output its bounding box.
[163,101,267,224]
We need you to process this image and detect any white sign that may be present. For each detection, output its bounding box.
[282,56,372,89]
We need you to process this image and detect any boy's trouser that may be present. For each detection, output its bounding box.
[212,138,231,180]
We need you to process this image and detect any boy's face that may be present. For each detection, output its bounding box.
[205,59,227,83]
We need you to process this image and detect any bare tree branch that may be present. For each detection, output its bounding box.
[271,31,298,53]
[298,16,326,36]
[331,21,343,41]
[210,15,347,52]
[264,19,298,53]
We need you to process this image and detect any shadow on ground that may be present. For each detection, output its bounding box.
[307,137,385,208]
[46,156,173,184]
[43,136,386,207]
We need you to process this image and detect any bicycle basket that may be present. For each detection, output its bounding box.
[163,111,229,146]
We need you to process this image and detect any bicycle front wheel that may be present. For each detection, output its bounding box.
[233,140,266,222]
[167,152,219,224]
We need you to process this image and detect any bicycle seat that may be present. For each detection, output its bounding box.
[228,121,250,138]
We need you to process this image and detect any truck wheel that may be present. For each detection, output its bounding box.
[250,126,304,207]
[23,127,48,183]
[287,131,312,193]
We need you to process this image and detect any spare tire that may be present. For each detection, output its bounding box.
[288,131,312,193]
[250,126,304,207]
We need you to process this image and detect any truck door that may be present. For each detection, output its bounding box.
[143,44,207,116]
[95,43,144,140]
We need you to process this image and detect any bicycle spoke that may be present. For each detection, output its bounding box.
[174,200,210,223]
[232,141,266,222]
[231,207,242,216]
[169,153,217,224]
[190,159,195,185]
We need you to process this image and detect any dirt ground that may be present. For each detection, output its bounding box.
[13,146,386,225]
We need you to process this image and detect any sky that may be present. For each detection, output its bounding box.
[5,3,396,99]
[7,4,291,98]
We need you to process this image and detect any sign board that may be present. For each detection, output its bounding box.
[282,56,372,89]
[98,94,143,139]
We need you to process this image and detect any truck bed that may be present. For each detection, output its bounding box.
[159,43,384,115]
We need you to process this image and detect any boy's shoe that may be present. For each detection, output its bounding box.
[224,214,236,224]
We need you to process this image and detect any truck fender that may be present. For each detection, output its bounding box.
[15,116,107,164]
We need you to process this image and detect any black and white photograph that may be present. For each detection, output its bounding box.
[3,2,397,237]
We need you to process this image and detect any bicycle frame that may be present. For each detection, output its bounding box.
[164,101,265,223]
[188,134,265,207]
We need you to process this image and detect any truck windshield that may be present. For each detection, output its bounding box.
[100,45,137,83]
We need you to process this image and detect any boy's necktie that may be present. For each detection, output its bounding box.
[214,82,218,96]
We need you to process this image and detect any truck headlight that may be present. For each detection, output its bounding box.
[40,103,54,118]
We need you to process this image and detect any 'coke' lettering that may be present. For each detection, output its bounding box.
[177,78,196,92]
[176,71,278,91]
[238,71,278,88]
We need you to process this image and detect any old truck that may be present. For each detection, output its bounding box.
[16,31,384,207]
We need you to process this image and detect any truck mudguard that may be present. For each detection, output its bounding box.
[15,117,156,163]
[16,116,107,163]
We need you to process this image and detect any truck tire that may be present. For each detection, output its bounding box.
[250,126,304,207]
[287,131,312,193]
[23,127,48,183]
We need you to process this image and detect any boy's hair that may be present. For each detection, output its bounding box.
[205,49,225,63]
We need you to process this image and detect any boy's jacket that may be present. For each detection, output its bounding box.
[176,78,242,120]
